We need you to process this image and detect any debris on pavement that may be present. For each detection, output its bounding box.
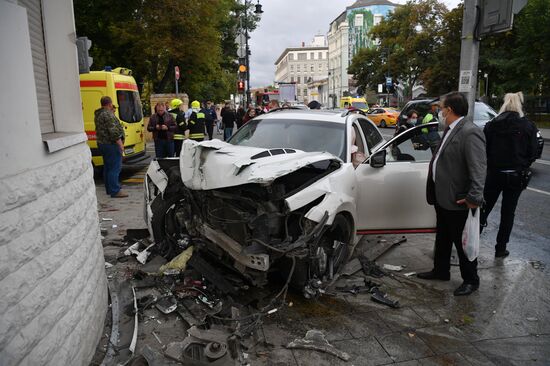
[136,243,155,264]
[382,264,405,272]
[155,296,178,314]
[286,329,351,361]
[129,286,139,353]
[104,262,113,268]
[157,246,194,274]
[404,271,416,277]
[358,255,386,278]
[124,242,142,256]
[371,287,400,308]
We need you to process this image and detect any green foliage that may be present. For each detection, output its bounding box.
[74,0,250,103]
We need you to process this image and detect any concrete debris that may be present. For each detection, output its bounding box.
[358,255,386,278]
[136,243,155,264]
[286,330,350,361]
[102,217,113,221]
[382,264,404,271]
[104,262,113,268]
[124,242,141,256]
[112,224,118,228]
[403,272,416,277]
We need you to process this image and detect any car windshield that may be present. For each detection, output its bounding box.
[229,118,346,161]
[116,90,143,123]
[474,102,497,124]
[352,102,368,109]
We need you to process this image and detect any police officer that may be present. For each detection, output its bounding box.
[481,92,539,258]
[186,100,206,142]
[168,98,186,156]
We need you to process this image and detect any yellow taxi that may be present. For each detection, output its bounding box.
[366,107,399,128]
[80,67,147,167]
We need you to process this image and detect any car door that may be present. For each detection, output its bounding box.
[354,123,439,234]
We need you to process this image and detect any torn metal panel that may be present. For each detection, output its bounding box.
[146,160,169,194]
[286,330,350,361]
[179,139,340,191]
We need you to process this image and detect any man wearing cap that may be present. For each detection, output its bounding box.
[94,96,128,198]
[168,98,187,156]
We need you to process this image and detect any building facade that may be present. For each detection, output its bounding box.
[0,1,107,365]
[327,0,397,107]
[274,35,329,103]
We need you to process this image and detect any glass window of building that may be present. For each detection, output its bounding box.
[310,52,314,59]
[297,76,301,84]
[298,52,307,60]
[319,52,323,59]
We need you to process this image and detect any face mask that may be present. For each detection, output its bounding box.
[409,118,417,125]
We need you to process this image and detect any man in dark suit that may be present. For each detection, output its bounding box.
[418,92,487,296]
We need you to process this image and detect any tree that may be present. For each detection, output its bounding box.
[349,0,448,98]
[74,0,252,102]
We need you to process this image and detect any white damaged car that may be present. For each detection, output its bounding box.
[144,109,438,294]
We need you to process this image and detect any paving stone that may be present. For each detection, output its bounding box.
[410,305,444,326]
[376,307,428,332]
[416,352,471,365]
[377,331,434,363]
[457,346,497,366]
[332,337,394,365]
[300,316,353,342]
[262,313,307,348]
[473,335,550,365]
[341,311,393,338]
[414,325,471,354]
[246,347,298,366]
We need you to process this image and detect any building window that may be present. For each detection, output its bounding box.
[310,65,314,72]
[20,0,54,133]
[297,88,301,96]
[297,64,301,72]
[319,52,323,59]
[288,53,294,61]
[304,89,308,96]
[290,65,294,71]
[298,52,307,60]
[291,76,294,82]
[310,52,314,59]
[297,76,301,84]
[318,64,322,71]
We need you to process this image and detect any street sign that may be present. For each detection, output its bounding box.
[175,66,180,80]
[378,84,383,93]
[237,32,246,58]
[458,70,472,92]
[478,0,528,37]
[385,77,392,88]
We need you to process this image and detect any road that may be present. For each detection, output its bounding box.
[380,127,550,268]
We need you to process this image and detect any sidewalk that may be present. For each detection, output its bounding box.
[92,178,550,365]
[539,128,550,141]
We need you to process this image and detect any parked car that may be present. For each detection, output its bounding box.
[399,98,544,158]
[144,109,439,296]
[366,107,399,128]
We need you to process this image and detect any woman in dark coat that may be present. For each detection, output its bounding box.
[481,92,539,257]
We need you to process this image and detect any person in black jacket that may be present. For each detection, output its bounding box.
[481,92,539,258]
[221,103,237,141]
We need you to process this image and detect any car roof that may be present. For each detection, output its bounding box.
[258,109,348,124]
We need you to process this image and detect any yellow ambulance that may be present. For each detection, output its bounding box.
[80,67,147,167]
[339,96,369,111]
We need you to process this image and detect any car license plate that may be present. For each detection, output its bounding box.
[124,147,134,155]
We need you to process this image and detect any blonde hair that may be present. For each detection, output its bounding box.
[499,92,524,117]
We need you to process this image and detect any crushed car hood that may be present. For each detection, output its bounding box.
[179,139,341,190]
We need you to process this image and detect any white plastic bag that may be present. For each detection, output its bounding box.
[462,208,480,261]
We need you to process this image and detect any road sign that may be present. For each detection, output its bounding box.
[458,70,472,92]
[378,84,383,93]
[386,77,392,88]
[175,66,180,80]
[478,0,527,37]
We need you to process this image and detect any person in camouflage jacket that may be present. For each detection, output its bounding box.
[94,96,127,198]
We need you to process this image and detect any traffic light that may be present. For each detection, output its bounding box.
[237,80,245,93]
[76,37,93,74]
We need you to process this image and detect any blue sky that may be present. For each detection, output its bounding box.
[249,0,462,87]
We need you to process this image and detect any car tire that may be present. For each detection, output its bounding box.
[380,120,387,128]
[287,214,353,289]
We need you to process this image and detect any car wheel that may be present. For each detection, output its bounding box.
[380,120,387,128]
[288,214,353,289]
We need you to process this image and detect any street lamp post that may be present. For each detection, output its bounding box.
[243,0,263,107]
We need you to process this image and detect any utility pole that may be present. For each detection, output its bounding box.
[458,0,480,118]
[244,1,251,107]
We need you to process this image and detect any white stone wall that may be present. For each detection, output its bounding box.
[0,144,107,365]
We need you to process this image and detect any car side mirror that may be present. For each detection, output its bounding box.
[370,149,386,168]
